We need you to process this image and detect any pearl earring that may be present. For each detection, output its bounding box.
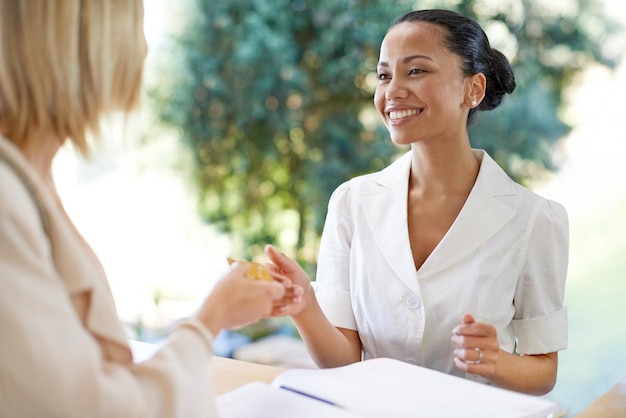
[471,100,477,107]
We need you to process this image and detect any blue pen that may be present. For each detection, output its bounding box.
[279,385,344,408]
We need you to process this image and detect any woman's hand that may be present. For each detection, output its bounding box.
[264,244,314,317]
[195,262,289,336]
[451,313,499,379]
[451,313,559,395]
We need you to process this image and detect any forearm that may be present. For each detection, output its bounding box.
[291,297,361,368]
[490,351,558,395]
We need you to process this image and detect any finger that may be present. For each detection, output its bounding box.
[454,356,475,372]
[264,244,283,264]
[228,261,250,276]
[453,351,495,377]
[451,334,490,348]
[451,313,475,335]
[269,270,291,284]
[265,281,287,299]
[272,290,302,306]
[273,300,300,313]
[452,326,489,338]
[290,285,304,296]
[454,348,483,364]
[264,245,294,272]
[462,313,475,324]
[269,304,291,317]
[452,321,493,337]
[280,284,303,298]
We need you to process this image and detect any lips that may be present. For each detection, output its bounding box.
[388,108,421,121]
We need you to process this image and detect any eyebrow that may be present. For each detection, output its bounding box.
[377,54,433,67]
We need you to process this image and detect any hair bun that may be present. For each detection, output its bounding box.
[481,49,516,111]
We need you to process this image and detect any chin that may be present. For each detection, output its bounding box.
[389,136,415,147]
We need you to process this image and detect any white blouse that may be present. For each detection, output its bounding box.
[314,150,568,382]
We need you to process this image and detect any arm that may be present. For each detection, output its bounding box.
[0,163,290,417]
[130,264,291,417]
[451,314,557,395]
[265,245,362,368]
[452,199,569,395]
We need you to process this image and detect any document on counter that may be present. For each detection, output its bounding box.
[215,357,562,418]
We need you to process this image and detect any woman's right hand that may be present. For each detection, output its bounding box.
[264,244,314,317]
[194,262,288,336]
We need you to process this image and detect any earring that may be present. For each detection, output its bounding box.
[471,100,477,107]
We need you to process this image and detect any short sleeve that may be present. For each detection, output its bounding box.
[314,181,357,330]
[513,199,569,354]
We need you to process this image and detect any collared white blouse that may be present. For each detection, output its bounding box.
[315,150,568,381]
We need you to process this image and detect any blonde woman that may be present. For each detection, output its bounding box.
[0,1,301,416]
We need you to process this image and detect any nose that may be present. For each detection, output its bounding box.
[385,76,409,100]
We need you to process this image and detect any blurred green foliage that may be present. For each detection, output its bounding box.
[149,0,620,271]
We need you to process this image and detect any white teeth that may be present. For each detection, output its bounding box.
[388,109,420,120]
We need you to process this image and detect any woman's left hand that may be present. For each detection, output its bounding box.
[451,313,499,379]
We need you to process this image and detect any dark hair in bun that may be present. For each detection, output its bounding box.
[390,9,516,125]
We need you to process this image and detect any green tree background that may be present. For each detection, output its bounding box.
[149,0,620,272]
[139,1,625,414]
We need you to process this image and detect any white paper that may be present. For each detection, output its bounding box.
[270,358,561,418]
[216,382,364,418]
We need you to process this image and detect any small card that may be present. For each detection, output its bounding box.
[227,257,273,281]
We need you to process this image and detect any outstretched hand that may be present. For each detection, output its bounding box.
[264,244,313,317]
[195,261,292,335]
[451,313,500,379]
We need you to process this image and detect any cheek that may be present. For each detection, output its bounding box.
[373,87,385,115]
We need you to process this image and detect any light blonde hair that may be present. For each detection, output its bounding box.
[0,0,145,155]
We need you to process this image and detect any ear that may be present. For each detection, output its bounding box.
[465,73,486,108]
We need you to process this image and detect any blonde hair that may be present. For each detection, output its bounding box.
[0,0,145,155]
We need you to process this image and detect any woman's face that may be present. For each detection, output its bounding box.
[374,22,475,147]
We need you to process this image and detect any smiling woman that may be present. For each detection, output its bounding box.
[264,8,569,397]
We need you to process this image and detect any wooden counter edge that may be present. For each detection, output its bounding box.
[209,355,626,417]
[576,376,626,417]
[210,356,286,396]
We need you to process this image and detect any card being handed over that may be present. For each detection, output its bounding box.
[227,257,273,282]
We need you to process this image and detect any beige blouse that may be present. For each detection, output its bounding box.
[0,137,217,417]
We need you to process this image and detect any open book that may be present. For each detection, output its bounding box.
[216,357,563,418]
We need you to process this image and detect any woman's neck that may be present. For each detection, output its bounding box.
[408,140,479,197]
[21,133,63,188]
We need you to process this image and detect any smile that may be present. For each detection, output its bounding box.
[388,109,421,120]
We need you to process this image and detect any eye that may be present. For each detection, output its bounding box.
[377,72,390,81]
[409,68,425,75]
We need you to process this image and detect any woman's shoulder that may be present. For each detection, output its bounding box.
[0,172,48,252]
[0,143,46,232]
[0,161,35,213]
[505,177,568,223]
[473,150,568,234]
